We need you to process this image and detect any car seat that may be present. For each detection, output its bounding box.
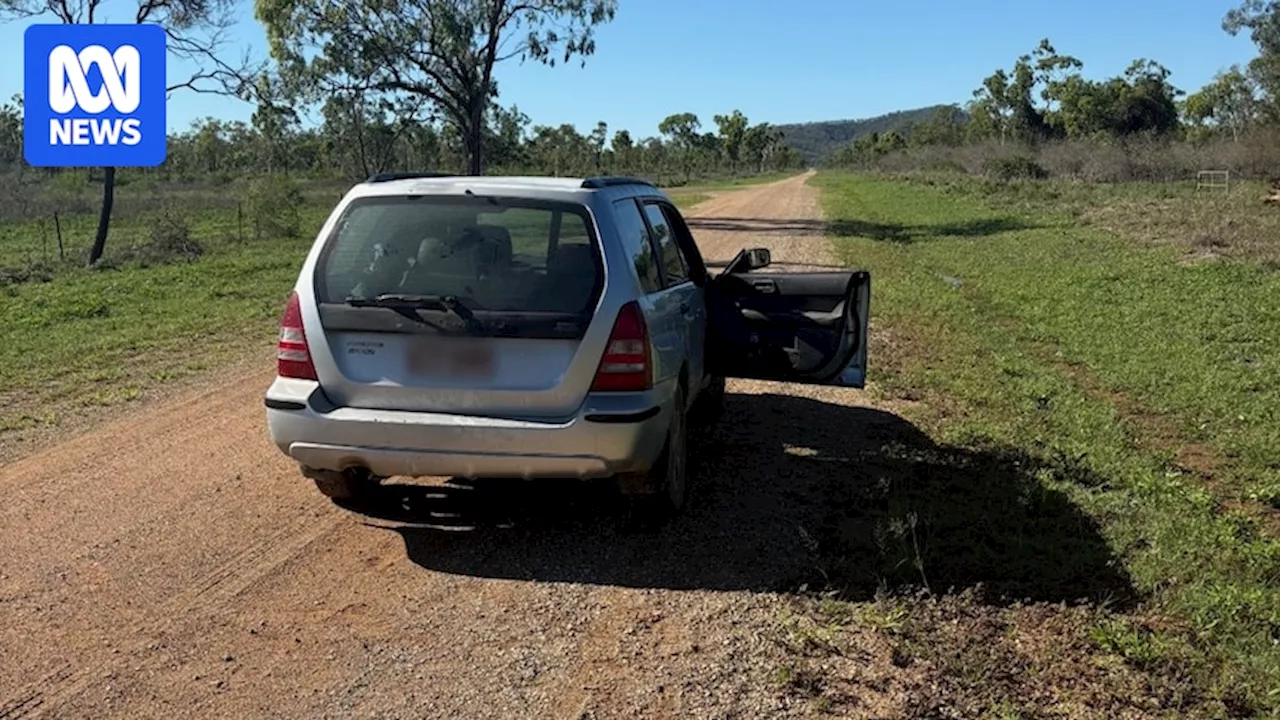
[473,224,514,273]
[539,244,597,313]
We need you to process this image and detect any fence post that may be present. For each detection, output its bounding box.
[54,212,64,261]
[237,201,244,242]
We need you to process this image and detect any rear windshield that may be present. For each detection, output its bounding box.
[316,196,602,316]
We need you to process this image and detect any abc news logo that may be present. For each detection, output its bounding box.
[48,44,143,146]
[23,24,166,167]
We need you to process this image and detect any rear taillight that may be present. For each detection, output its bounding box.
[591,301,652,392]
[277,291,318,380]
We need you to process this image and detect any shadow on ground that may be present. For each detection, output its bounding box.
[342,392,1134,607]
[685,216,1040,243]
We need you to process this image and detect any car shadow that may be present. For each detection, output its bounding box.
[684,216,1040,244]
[341,392,1135,607]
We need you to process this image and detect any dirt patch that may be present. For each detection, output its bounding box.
[776,591,1231,719]
[1178,247,1225,266]
[0,341,275,465]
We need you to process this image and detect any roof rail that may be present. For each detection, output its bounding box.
[580,175,657,189]
[366,171,455,183]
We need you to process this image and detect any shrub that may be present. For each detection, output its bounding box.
[242,175,305,241]
[118,212,203,267]
[982,155,1049,182]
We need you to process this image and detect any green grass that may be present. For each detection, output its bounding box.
[668,192,711,208]
[813,171,1280,715]
[666,170,799,193]
[0,226,317,435]
[907,173,1280,267]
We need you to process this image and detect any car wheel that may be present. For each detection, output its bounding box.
[304,466,380,500]
[659,385,690,512]
[691,373,725,427]
[625,386,689,523]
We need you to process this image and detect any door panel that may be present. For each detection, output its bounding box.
[640,200,706,399]
[708,270,870,388]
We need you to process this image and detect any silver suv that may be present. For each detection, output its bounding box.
[265,173,870,517]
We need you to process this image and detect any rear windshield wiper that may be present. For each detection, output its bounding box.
[346,292,452,309]
[345,293,482,327]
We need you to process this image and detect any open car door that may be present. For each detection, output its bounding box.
[707,248,870,388]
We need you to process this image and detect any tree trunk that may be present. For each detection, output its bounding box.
[87,166,116,267]
[462,94,487,177]
[465,122,483,176]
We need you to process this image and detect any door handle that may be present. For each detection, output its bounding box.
[751,279,778,293]
[679,302,691,315]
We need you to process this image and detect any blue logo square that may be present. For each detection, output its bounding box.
[23,24,167,167]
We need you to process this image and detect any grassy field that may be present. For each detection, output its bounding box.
[0,225,317,444]
[808,172,1280,716]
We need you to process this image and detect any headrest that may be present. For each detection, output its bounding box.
[473,224,513,267]
[474,224,512,246]
[416,237,445,266]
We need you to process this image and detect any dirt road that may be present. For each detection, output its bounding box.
[0,173,905,718]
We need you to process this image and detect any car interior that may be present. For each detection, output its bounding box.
[338,205,600,315]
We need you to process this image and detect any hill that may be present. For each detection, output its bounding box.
[777,105,959,164]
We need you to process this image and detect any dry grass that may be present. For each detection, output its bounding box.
[898,173,1280,268]
[842,132,1280,185]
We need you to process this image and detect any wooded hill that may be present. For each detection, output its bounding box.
[776,106,960,164]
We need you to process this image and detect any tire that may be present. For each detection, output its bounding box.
[304,466,379,500]
[623,385,690,523]
[691,373,725,427]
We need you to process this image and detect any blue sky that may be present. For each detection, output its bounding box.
[0,0,1259,139]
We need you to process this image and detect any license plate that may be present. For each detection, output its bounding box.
[409,341,495,378]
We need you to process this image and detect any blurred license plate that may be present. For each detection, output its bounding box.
[409,342,495,378]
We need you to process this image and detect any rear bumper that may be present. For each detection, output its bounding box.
[263,377,674,480]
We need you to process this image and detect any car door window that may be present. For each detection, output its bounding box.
[642,202,688,287]
[657,203,707,285]
[612,198,663,293]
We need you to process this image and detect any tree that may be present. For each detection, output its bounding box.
[0,95,21,166]
[743,122,782,172]
[971,41,1180,143]
[0,95,34,218]
[713,109,749,172]
[249,74,299,175]
[972,68,1013,143]
[658,112,701,147]
[907,105,966,147]
[528,123,587,176]
[484,104,531,169]
[588,121,608,173]
[1007,54,1048,143]
[610,128,634,170]
[320,93,410,179]
[257,0,616,177]
[0,0,261,266]
[1115,59,1181,136]
[658,112,701,180]
[1185,66,1259,141]
[1225,0,1280,118]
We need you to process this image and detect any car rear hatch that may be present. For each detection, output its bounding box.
[310,192,606,420]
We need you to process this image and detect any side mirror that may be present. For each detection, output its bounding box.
[722,247,772,275]
[744,247,771,270]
